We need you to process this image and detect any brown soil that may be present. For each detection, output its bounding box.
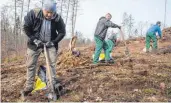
[1,28,171,102]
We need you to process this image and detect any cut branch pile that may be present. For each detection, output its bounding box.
[57,51,91,69]
[162,27,171,41]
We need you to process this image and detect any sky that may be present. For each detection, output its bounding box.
[75,0,171,39]
[0,0,171,39]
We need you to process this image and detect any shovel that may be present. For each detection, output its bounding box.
[43,44,57,101]
[120,29,130,56]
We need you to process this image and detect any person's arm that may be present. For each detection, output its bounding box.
[52,16,66,44]
[157,26,162,38]
[23,10,37,41]
[105,21,121,29]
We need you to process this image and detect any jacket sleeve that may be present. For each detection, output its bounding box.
[23,10,36,41]
[52,17,66,44]
[105,20,120,28]
[157,26,162,38]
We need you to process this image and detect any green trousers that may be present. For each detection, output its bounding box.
[106,39,115,60]
[93,36,114,64]
[146,32,157,51]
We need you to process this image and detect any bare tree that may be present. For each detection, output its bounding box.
[27,0,31,11]
[164,0,167,28]
[42,0,44,7]
[134,29,138,37]
[0,0,83,61]
[1,5,16,61]
[14,0,17,55]
[127,14,134,38]
[20,0,24,35]
[73,0,78,31]
[1,6,8,61]
[65,0,70,25]
[71,0,75,36]
[0,0,29,59]
[70,0,79,36]
[138,21,144,37]
[60,0,64,16]
[122,12,129,38]
[122,12,129,27]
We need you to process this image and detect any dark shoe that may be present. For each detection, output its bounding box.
[152,48,158,53]
[99,59,105,63]
[47,83,64,101]
[20,87,33,96]
[105,59,114,64]
[146,49,150,53]
[54,83,64,96]
[20,87,33,101]
[146,51,150,53]
[54,78,62,84]
[90,63,99,67]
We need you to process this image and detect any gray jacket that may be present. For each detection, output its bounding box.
[94,17,120,40]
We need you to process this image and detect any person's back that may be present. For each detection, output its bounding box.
[93,13,121,64]
[145,21,162,52]
[147,24,161,36]
[94,17,108,40]
[94,14,121,41]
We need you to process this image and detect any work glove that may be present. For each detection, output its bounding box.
[159,36,162,39]
[157,36,162,40]
[45,41,54,48]
[118,26,121,29]
[33,39,44,48]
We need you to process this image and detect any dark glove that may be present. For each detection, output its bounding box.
[45,42,54,48]
[33,39,43,48]
[118,26,121,29]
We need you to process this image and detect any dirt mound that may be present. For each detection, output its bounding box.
[162,27,171,41]
[163,27,171,35]
[1,35,171,102]
[23,90,49,102]
[56,54,171,102]
[1,66,26,102]
[157,45,171,54]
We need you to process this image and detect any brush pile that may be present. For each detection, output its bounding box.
[162,27,171,41]
[57,51,91,69]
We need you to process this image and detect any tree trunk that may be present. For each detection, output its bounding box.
[42,0,44,7]
[20,0,24,36]
[73,0,78,32]
[20,0,25,49]
[14,0,17,56]
[28,0,30,12]
[4,19,8,62]
[65,0,70,25]
[71,0,75,36]
[60,0,64,17]
[164,0,167,28]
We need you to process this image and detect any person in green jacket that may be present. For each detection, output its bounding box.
[93,13,121,64]
[105,29,118,63]
[146,21,162,52]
